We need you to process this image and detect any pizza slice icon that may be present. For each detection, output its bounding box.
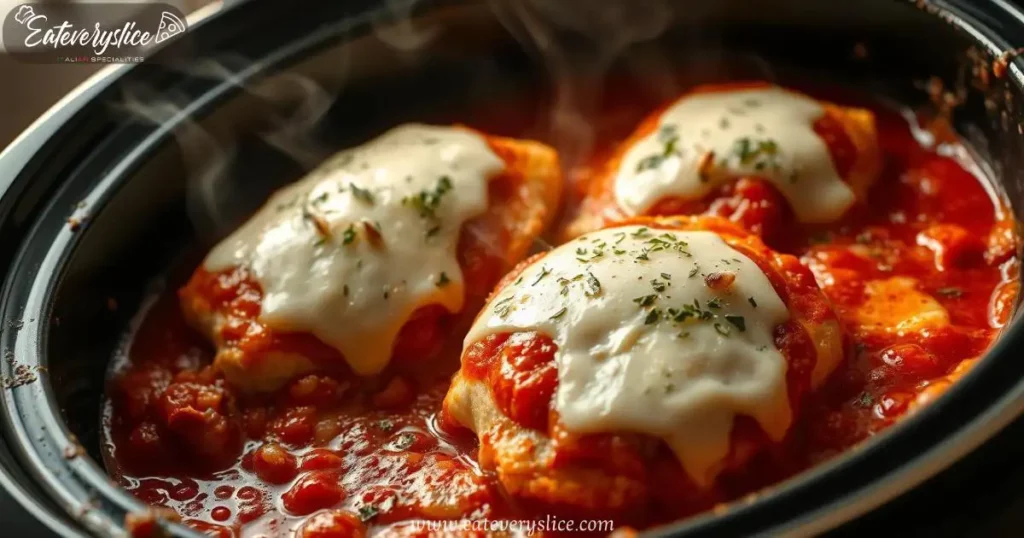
[155,11,186,44]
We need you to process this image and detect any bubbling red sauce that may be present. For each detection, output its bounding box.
[102,83,1017,536]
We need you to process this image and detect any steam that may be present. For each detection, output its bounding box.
[117,54,336,240]
[489,0,672,169]
[371,0,441,51]
[117,83,237,237]
[119,0,679,245]
[183,56,335,168]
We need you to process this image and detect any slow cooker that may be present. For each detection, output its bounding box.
[1,0,1024,536]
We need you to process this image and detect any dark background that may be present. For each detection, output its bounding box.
[830,418,1024,537]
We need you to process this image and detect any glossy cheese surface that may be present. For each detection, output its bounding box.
[205,124,504,375]
[466,225,792,484]
[613,87,854,223]
[102,83,1016,537]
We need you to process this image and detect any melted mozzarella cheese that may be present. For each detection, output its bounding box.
[466,225,793,486]
[205,124,504,375]
[614,87,854,223]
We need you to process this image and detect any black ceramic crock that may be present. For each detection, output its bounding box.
[1,0,1023,536]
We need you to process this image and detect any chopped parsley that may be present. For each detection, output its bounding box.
[341,224,356,245]
[402,175,453,219]
[348,183,375,205]
[576,245,606,263]
[724,315,746,332]
[730,136,785,176]
[358,492,394,522]
[358,504,380,522]
[493,296,515,318]
[435,272,450,287]
[658,124,678,142]
[854,392,875,408]
[585,272,602,297]
[636,128,683,172]
[501,227,763,342]
[532,266,551,285]
[644,309,662,325]
[634,294,658,307]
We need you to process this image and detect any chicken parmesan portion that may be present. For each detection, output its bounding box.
[180,124,562,391]
[443,216,843,513]
[568,84,881,238]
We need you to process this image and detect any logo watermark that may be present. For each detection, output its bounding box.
[410,516,616,534]
[3,3,188,63]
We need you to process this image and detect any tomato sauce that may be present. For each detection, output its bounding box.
[103,84,1017,536]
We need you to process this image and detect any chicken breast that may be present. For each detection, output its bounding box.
[443,215,844,517]
[180,124,563,391]
[566,83,881,240]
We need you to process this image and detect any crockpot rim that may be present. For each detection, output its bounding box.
[0,1,423,535]
[1,1,1023,537]
[655,2,1024,535]
[0,4,238,536]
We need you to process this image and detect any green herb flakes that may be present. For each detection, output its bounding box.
[725,315,746,332]
[402,176,453,219]
[358,504,380,522]
[349,183,375,205]
[532,266,551,286]
[634,294,658,308]
[342,224,356,245]
[645,309,662,325]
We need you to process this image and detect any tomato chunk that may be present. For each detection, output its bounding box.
[252,442,299,484]
[283,471,346,515]
[297,510,367,538]
[157,381,242,469]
